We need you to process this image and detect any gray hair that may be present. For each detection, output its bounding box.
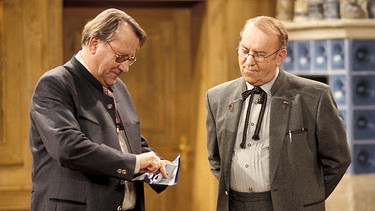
[81,8,147,48]
[240,16,288,49]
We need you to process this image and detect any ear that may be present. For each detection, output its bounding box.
[276,48,287,66]
[87,37,101,54]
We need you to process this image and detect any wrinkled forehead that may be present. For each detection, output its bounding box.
[240,23,279,51]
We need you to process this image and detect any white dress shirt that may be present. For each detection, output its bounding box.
[230,69,279,193]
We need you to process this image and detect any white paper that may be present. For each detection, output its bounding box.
[132,154,180,186]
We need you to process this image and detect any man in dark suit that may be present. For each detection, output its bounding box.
[29,8,168,211]
[205,16,351,211]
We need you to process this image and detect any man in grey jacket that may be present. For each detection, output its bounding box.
[29,8,168,211]
[205,16,351,211]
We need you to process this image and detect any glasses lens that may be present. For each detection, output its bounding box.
[115,56,126,63]
[254,56,264,62]
[115,56,136,66]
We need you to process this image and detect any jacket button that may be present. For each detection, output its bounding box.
[225,190,228,195]
[107,104,113,110]
[117,205,122,211]
[117,169,127,175]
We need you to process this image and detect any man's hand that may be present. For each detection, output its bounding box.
[138,152,170,178]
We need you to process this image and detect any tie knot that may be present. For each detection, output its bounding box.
[242,86,263,100]
[252,86,262,94]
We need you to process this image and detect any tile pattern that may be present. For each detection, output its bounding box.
[282,39,375,174]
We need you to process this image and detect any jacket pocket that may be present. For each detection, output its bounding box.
[50,198,86,206]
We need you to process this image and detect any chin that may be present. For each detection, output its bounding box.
[242,76,253,83]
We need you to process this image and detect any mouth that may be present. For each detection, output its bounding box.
[243,66,257,73]
[111,69,122,77]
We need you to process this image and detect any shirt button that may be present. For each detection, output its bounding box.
[249,187,253,192]
[251,122,255,126]
[245,164,249,168]
[107,104,113,110]
[247,143,251,147]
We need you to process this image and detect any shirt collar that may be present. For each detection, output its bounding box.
[75,50,91,72]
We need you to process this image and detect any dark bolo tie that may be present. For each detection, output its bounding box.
[240,86,268,149]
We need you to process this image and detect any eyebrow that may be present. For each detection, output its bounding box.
[239,44,267,54]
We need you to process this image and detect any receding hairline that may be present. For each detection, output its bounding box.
[240,16,288,49]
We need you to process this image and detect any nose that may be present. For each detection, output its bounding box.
[244,54,256,64]
[118,62,130,73]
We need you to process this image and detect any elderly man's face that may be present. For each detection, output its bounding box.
[90,22,140,87]
[238,23,286,86]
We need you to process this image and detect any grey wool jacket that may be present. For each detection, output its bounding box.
[206,69,351,211]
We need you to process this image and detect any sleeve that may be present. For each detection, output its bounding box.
[30,72,137,181]
[205,90,221,180]
[316,86,352,198]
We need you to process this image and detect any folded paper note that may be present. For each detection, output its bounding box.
[132,154,180,186]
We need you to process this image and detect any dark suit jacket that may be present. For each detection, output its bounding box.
[29,56,165,211]
[206,69,351,211]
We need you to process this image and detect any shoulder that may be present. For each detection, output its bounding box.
[38,61,75,83]
[207,77,244,96]
[280,70,331,96]
[36,64,73,89]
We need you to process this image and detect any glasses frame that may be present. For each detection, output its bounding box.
[238,48,281,62]
[107,42,137,66]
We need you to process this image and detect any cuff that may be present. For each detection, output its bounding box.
[134,154,141,174]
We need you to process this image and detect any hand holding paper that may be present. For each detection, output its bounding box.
[132,154,180,186]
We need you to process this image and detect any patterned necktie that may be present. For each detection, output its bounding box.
[240,86,268,149]
[103,86,123,132]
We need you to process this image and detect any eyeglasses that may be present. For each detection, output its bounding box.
[238,48,281,62]
[107,42,137,66]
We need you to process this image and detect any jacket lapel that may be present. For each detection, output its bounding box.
[224,97,244,156]
[269,69,291,183]
[269,97,290,183]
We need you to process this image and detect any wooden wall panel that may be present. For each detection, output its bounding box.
[0,0,62,210]
[0,1,2,145]
[0,0,24,166]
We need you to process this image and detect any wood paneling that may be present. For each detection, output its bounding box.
[0,0,62,210]
[0,0,3,151]
[0,0,24,166]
